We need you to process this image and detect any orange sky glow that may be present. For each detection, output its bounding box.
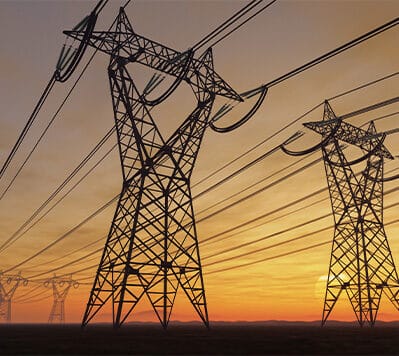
[0,0,398,324]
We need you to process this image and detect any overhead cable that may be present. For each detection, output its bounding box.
[206,214,399,275]
[210,18,399,132]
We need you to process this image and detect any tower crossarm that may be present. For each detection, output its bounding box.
[63,28,242,101]
[304,119,394,160]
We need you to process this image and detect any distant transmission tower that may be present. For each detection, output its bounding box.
[283,101,399,326]
[0,272,28,322]
[62,8,241,328]
[45,275,79,324]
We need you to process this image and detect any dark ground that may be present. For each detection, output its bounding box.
[1,321,399,355]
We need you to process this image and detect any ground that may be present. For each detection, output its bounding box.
[1,322,399,355]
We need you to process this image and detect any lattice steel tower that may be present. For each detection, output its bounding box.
[45,275,79,323]
[0,272,28,322]
[63,8,241,328]
[285,101,399,326]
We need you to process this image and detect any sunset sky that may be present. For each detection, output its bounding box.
[0,0,398,324]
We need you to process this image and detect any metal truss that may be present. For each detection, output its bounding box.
[45,275,78,323]
[304,101,399,326]
[0,272,28,322]
[64,8,241,328]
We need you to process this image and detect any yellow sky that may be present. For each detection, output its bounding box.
[0,0,398,323]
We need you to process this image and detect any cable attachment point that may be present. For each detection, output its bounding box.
[56,11,97,83]
[210,85,268,133]
[281,118,342,156]
[142,49,194,106]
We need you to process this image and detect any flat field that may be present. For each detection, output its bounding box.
[1,322,399,355]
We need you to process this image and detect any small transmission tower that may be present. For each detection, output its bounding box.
[283,101,399,326]
[45,275,79,324]
[63,8,241,328]
[0,272,28,322]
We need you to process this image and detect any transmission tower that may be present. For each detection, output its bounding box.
[0,272,28,322]
[45,275,79,323]
[283,100,399,326]
[63,8,241,328]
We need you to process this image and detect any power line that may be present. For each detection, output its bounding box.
[197,156,322,224]
[0,75,56,183]
[328,71,399,101]
[1,0,273,201]
[13,284,43,302]
[196,151,316,217]
[13,285,46,303]
[204,215,332,264]
[27,235,106,271]
[266,18,399,89]
[0,133,300,262]
[194,132,302,200]
[339,96,399,121]
[0,130,115,253]
[202,166,398,247]
[27,247,103,280]
[2,147,311,274]
[207,0,277,48]
[203,187,399,264]
[3,6,394,209]
[371,111,399,124]
[0,144,117,254]
[2,4,396,280]
[41,202,399,281]
[5,139,301,271]
[1,79,180,253]
[5,86,392,245]
[2,196,116,273]
[193,0,266,51]
[0,0,121,201]
[58,165,397,274]
[211,18,399,132]
[0,52,99,202]
[15,292,52,304]
[14,158,319,277]
[22,167,399,283]
[194,104,319,189]
[3,10,396,261]
[206,214,399,275]
[4,100,397,272]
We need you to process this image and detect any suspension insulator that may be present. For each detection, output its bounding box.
[210,85,268,133]
[142,49,194,106]
[55,11,97,83]
[326,134,386,167]
[281,118,342,156]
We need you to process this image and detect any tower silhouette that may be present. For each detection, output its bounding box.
[45,275,78,323]
[0,272,28,322]
[64,8,241,328]
[302,101,399,326]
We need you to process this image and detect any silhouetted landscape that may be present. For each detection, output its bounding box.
[2,321,399,355]
[1,2,399,356]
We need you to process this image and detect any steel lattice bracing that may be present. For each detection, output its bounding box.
[305,102,399,326]
[46,275,78,323]
[0,272,27,322]
[69,8,241,328]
